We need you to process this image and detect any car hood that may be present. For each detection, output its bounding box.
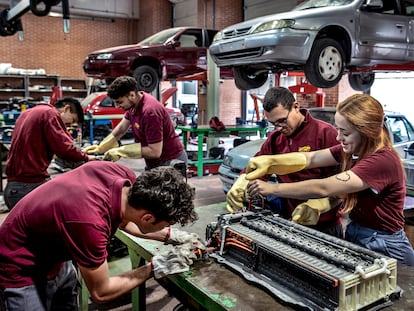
[225,139,265,170]
[88,43,162,55]
[219,0,359,32]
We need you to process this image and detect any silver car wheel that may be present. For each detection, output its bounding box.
[318,45,343,82]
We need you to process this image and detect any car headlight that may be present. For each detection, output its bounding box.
[253,19,295,33]
[213,31,223,42]
[96,53,113,60]
[222,155,232,166]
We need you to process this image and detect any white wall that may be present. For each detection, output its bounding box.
[370,72,414,125]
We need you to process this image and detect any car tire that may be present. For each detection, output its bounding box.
[305,38,345,88]
[348,72,375,92]
[133,65,159,93]
[233,67,268,90]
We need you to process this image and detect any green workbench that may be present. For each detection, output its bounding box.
[177,125,268,177]
[110,202,414,311]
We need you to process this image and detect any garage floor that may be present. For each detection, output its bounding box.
[0,158,227,311]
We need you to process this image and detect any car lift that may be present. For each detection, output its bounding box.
[0,0,70,39]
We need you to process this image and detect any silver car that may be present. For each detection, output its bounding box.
[218,108,414,193]
[209,0,414,92]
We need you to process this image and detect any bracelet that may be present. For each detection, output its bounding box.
[163,226,171,242]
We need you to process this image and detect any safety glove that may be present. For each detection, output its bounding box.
[102,143,142,162]
[245,153,307,180]
[164,227,206,250]
[226,173,248,213]
[83,133,119,155]
[291,197,332,226]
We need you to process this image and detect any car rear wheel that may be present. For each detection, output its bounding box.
[348,72,375,92]
[305,38,345,88]
[133,65,159,93]
[233,67,268,90]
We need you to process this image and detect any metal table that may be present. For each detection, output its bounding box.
[177,125,267,177]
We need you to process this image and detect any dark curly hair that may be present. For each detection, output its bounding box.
[128,166,197,226]
[107,76,138,99]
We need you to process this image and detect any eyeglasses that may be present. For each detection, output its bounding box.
[269,109,291,127]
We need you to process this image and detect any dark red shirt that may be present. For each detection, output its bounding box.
[330,144,406,232]
[0,161,136,288]
[6,104,89,182]
[250,109,340,223]
[125,92,184,169]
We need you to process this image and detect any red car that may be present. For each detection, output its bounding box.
[83,27,221,93]
[81,88,184,141]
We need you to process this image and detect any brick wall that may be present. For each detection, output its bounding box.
[0,0,171,80]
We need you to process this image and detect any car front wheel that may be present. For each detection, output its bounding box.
[233,67,268,90]
[305,38,345,88]
[133,65,159,93]
[348,72,375,92]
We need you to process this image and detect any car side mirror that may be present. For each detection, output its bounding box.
[361,0,383,11]
[171,40,181,48]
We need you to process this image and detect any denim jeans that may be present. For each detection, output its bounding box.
[346,221,414,267]
[2,261,79,311]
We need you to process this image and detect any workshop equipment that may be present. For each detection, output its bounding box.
[206,211,401,311]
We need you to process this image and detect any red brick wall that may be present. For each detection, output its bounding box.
[0,0,172,80]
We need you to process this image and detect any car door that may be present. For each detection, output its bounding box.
[399,0,414,59]
[386,114,414,158]
[356,0,408,62]
[163,29,208,78]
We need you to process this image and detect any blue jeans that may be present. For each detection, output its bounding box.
[2,261,79,311]
[346,221,414,267]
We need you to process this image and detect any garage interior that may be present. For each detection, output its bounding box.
[0,0,414,310]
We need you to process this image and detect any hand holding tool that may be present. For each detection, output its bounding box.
[226,173,249,213]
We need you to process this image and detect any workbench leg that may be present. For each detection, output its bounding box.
[197,133,204,177]
[78,273,89,311]
[128,248,146,311]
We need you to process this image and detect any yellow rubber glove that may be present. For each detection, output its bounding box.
[103,143,142,162]
[245,153,307,180]
[83,134,119,155]
[226,174,248,213]
[291,197,332,225]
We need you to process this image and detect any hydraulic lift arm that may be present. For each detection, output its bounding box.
[0,0,70,38]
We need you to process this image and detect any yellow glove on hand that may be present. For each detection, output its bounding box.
[245,153,307,180]
[226,174,248,213]
[103,143,142,162]
[83,134,119,155]
[291,197,332,226]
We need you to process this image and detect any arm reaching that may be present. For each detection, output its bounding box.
[103,143,142,161]
[245,153,307,180]
[83,134,119,155]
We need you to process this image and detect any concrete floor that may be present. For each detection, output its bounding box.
[0,158,227,311]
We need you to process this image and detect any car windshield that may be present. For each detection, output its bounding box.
[295,0,355,10]
[138,27,181,45]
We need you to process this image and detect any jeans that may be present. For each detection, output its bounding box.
[2,261,79,311]
[346,221,414,267]
[4,180,48,210]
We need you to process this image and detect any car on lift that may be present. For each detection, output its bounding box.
[83,27,223,93]
[218,107,414,193]
[209,0,414,92]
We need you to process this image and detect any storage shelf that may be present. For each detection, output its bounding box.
[0,75,88,102]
